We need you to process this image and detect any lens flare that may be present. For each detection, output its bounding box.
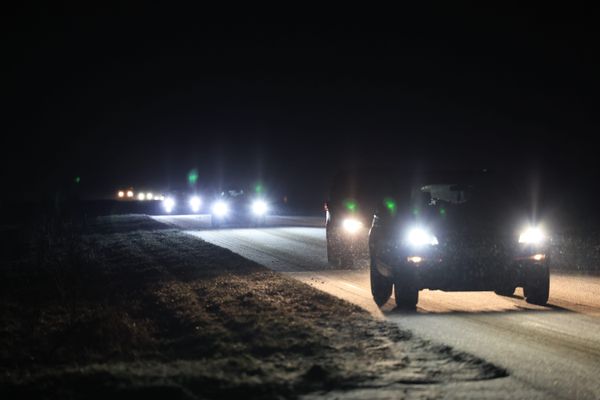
[189,196,202,213]
[212,201,229,217]
[342,218,363,233]
[163,197,175,213]
[407,228,438,247]
[252,200,268,215]
[518,227,546,244]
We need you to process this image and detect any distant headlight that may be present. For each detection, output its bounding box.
[212,200,229,217]
[252,200,268,216]
[406,228,439,247]
[163,197,176,213]
[126,190,134,198]
[138,192,146,201]
[342,218,363,233]
[146,192,154,200]
[189,196,202,213]
[118,191,125,198]
[518,227,546,244]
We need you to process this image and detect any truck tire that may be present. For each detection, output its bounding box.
[370,257,392,307]
[524,265,550,305]
[394,279,418,310]
[326,233,341,266]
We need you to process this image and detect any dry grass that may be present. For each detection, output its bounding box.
[1,215,506,399]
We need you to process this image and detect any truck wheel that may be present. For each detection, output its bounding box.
[370,257,392,307]
[394,280,418,310]
[326,236,341,266]
[327,228,355,267]
[524,265,550,305]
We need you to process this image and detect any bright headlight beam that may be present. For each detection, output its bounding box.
[118,191,125,198]
[252,200,268,216]
[407,228,439,247]
[126,190,134,198]
[342,218,363,233]
[138,192,146,201]
[189,196,202,213]
[163,197,175,213]
[212,201,229,217]
[518,227,546,244]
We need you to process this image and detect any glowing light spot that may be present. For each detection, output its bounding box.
[187,169,198,185]
[384,198,396,214]
[440,208,446,216]
[342,218,362,233]
[255,183,263,193]
[344,199,358,212]
[74,176,81,184]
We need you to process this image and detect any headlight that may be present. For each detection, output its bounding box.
[118,191,125,198]
[126,190,134,198]
[146,192,154,200]
[518,227,546,244]
[212,200,229,217]
[163,197,176,213]
[189,196,202,213]
[342,218,363,233]
[406,228,439,247]
[252,200,268,216]
[138,192,146,201]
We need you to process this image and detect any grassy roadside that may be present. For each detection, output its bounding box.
[1,215,506,399]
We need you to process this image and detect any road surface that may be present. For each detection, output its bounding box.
[154,215,600,399]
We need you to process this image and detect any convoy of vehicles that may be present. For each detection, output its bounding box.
[326,169,550,308]
[119,168,551,309]
[209,188,269,227]
[145,187,271,227]
[116,188,165,201]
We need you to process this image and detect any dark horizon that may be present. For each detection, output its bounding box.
[3,6,598,211]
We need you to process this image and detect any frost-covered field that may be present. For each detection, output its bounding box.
[1,215,506,399]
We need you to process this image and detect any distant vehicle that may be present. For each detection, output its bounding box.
[161,191,202,214]
[368,170,550,309]
[116,188,135,200]
[117,188,165,202]
[210,188,269,228]
[325,170,395,266]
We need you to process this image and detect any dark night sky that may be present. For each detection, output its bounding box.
[2,5,599,210]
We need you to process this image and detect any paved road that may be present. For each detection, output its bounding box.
[154,215,600,399]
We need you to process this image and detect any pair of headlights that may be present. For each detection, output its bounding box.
[405,226,547,247]
[162,196,268,216]
[340,218,547,247]
[212,199,268,217]
[162,195,205,214]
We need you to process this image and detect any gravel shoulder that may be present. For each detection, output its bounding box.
[1,215,507,399]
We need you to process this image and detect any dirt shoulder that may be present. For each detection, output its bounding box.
[1,215,506,399]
